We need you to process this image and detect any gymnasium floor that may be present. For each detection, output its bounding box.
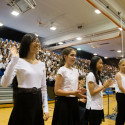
[0,95,117,125]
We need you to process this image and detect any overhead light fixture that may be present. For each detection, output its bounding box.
[50,22,56,31]
[76,37,82,40]
[58,42,63,45]
[77,48,81,50]
[0,22,3,26]
[6,0,36,13]
[11,10,20,16]
[89,43,99,48]
[104,57,108,59]
[117,50,121,53]
[95,9,101,14]
[118,28,123,31]
[93,53,97,55]
[50,26,56,31]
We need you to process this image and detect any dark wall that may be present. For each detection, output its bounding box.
[103,58,120,67]
[76,50,93,60]
[0,26,26,42]
[54,48,119,67]
[53,48,93,60]
[0,26,44,43]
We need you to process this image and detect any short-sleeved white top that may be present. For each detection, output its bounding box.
[57,66,79,97]
[86,72,103,110]
[115,72,125,93]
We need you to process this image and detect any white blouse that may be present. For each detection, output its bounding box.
[1,56,48,113]
[86,72,103,110]
[115,72,125,93]
[57,66,79,97]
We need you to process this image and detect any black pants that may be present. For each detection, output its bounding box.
[116,93,125,125]
[79,102,88,125]
[8,90,44,125]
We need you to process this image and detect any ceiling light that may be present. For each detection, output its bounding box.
[118,28,123,31]
[32,6,35,9]
[50,26,56,31]
[76,37,82,40]
[89,44,99,48]
[35,33,38,37]
[0,22,3,26]
[93,53,97,55]
[11,10,20,16]
[104,57,108,59]
[58,42,63,45]
[77,48,81,50]
[95,9,101,14]
[117,50,121,53]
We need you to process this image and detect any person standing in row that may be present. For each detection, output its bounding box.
[115,59,125,125]
[86,56,113,125]
[1,33,49,125]
[52,47,86,125]
[78,75,88,125]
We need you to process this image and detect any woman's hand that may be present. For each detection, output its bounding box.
[43,112,49,121]
[79,98,87,103]
[10,46,19,57]
[103,78,114,88]
[78,88,86,94]
[74,90,86,98]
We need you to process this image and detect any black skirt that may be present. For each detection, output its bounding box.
[8,88,44,125]
[52,96,80,125]
[86,109,104,125]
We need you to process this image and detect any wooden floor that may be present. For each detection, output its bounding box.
[0,95,118,125]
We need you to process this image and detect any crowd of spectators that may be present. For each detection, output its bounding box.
[0,38,119,87]
[0,38,20,72]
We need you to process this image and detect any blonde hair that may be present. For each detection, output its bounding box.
[119,58,125,67]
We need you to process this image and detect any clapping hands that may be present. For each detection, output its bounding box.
[103,78,114,88]
[75,88,86,98]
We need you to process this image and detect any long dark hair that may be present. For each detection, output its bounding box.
[59,47,76,67]
[90,56,102,85]
[19,33,37,58]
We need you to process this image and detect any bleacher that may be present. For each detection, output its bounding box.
[0,85,13,104]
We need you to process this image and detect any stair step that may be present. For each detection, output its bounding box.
[0,95,13,97]
[0,85,13,104]
[0,91,13,95]
[0,97,13,100]
[0,99,13,104]
[0,88,12,90]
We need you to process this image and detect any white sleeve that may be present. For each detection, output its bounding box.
[57,67,64,78]
[0,55,19,87]
[87,72,96,83]
[41,63,49,113]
